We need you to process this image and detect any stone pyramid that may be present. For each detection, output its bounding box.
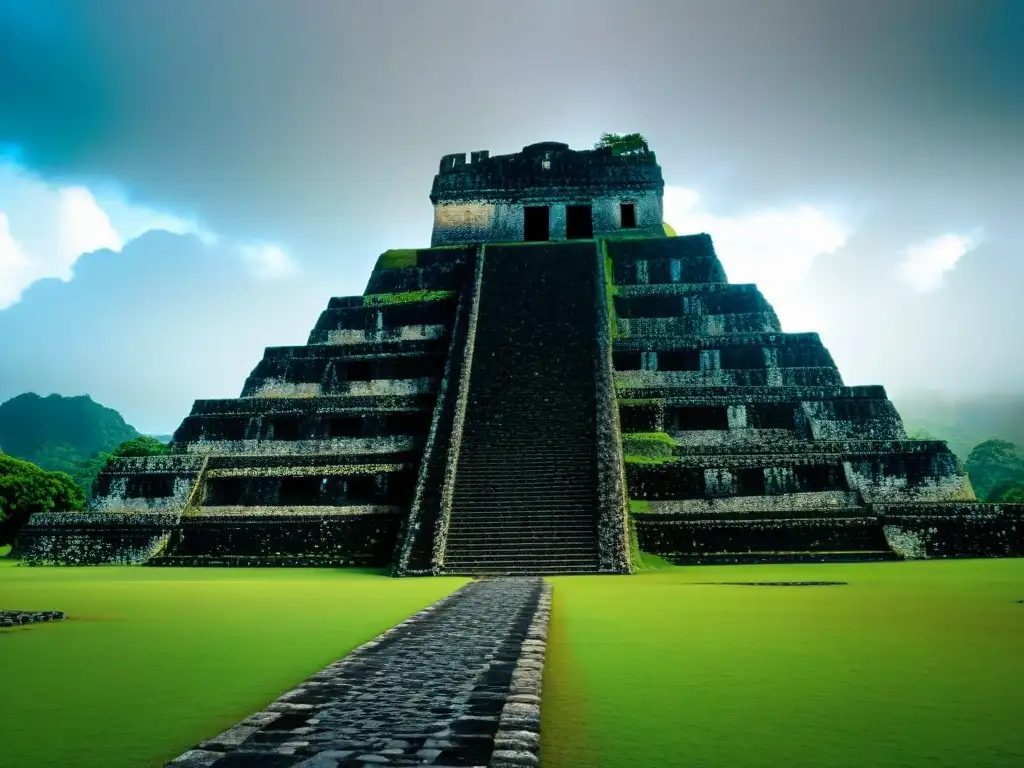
[14,140,1021,571]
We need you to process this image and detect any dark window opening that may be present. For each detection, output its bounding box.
[667,406,729,430]
[619,406,659,433]
[565,204,594,239]
[346,474,381,503]
[620,202,637,228]
[267,416,302,441]
[387,470,417,504]
[657,349,701,371]
[206,477,246,505]
[279,476,324,505]
[384,411,432,435]
[735,468,767,496]
[125,474,175,498]
[345,360,374,381]
[324,416,363,438]
[201,418,247,441]
[720,346,766,370]
[524,205,550,242]
[612,351,643,370]
[747,404,795,430]
[794,465,849,493]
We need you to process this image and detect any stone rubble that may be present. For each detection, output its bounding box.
[0,610,66,627]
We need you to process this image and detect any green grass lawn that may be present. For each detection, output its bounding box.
[541,559,1024,768]
[4,554,1023,768]
[0,560,467,768]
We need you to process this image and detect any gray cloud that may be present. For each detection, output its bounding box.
[0,0,1021,428]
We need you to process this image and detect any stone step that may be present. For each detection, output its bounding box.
[442,242,605,570]
[448,509,596,518]
[442,561,600,574]
[444,551,599,563]
[448,517,596,527]
[444,540,599,551]
[446,523,597,534]
[447,522,596,531]
[452,488,595,499]
[450,506,595,520]
[453,469,595,480]
[455,462,595,471]
[455,463,595,473]
[453,485,595,494]
[445,547,599,559]
[457,443,596,453]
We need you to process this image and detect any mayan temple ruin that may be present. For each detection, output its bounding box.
[13,139,1022,572]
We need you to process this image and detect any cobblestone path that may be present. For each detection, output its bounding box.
[169,577,551,768]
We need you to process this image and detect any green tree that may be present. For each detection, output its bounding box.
[110,435,171,458]
[0,454,85,545]
[995,482,1024,503]
[68,436,172,500]
[70,451,114,498]
[964,439,1024,502]
[595,132,650,155]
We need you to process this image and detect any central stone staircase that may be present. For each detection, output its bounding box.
[442,243,603,574]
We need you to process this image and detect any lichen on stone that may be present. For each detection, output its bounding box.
[374,249,419,270]
[362,290,455,308]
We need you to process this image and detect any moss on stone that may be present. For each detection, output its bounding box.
[601,239,620,339]
[619,398,664,407]
[623,431,677,459]
[629,499,650,514]
[362,290,455,308]
[624,454,678,466]
[374,250,418,270]
[625,509,671,571]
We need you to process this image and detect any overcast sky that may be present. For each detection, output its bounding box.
[0,0,1021,433]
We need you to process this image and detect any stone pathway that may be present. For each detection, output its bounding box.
[168,578,552,768]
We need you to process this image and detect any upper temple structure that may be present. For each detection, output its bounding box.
[13,139,1021,572]
[430,141,665,245]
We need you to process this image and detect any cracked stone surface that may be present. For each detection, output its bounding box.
[167,578,546,768]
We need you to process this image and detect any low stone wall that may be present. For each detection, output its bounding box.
[593,248,631,573]
[876,503,1024,558]
[12,512,180,565]
[635,513,890,561]
[431,248,485,572]
[157,512,403,566]
[633,503,1024,562]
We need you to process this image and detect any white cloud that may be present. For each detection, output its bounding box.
[93,187,217,245]
[0,212,31,308]
[239,242,298,280]
[0,157,221,309]
[662,186,851,331]
[894,231,982,293]
[56,187,123,268]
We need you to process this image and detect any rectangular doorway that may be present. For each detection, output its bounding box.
[524,205,550,241]
[565,204,593,239]
[620,202,637,228]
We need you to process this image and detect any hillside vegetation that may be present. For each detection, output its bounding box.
[0,453,85,545]
[0,393,140,471]
[0,393,147,495]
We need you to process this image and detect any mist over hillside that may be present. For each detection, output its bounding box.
[892,391,1024,460]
